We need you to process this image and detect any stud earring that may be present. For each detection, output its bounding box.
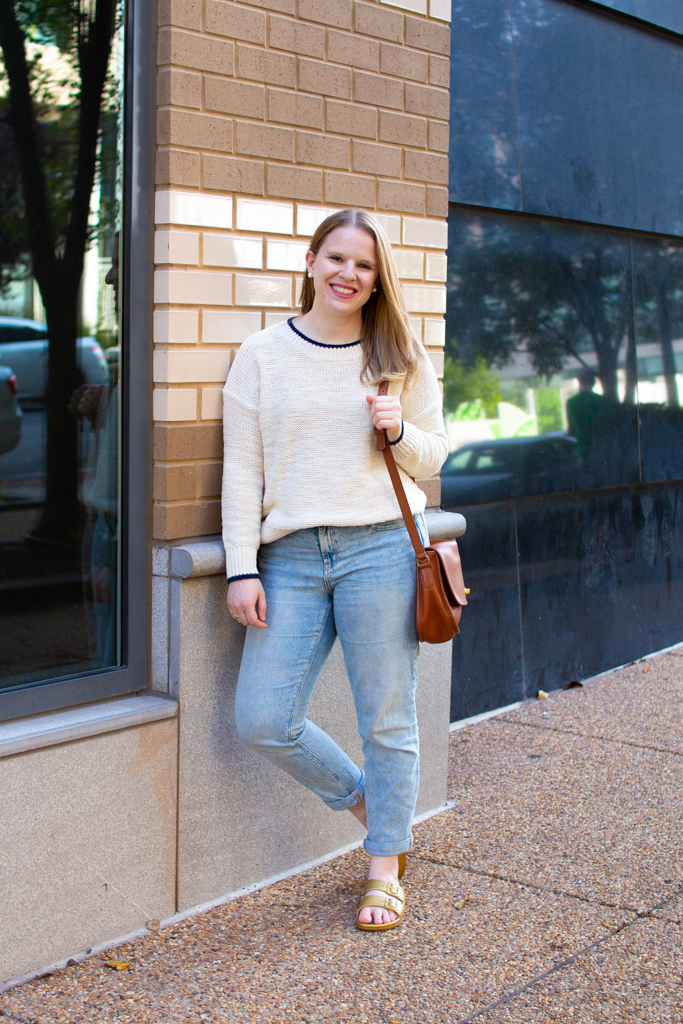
[307,271,313,278]
[372,287,377,293]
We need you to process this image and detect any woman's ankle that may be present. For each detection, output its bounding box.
[368,854,399,882]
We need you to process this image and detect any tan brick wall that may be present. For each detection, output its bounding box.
[154,0,451,541]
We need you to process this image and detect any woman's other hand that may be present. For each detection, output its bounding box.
[366,393,402,443]
[227,578,268,628]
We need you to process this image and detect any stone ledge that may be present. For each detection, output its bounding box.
[0,694,178,760]
[154,508,467,580]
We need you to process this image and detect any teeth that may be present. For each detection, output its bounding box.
[332,285,355,294]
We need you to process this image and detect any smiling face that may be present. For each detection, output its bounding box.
[305,225,379,322]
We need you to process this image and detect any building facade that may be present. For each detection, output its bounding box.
[0,0,455,985]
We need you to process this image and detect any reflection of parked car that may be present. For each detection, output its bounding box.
[0,365,22,456]
[441,433,578,507]
[0,317,110,402]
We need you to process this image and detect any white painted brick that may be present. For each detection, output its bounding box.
[381,0,427,13]
[203,309,262,344]
[153,388,197,421]
[235,274,292,307]
[154,349,233,383]
[201,387,224,420]
[402,218,448,249]
[203,234,263,269]
[236,198,293,235]
[425,253,447,281]
[402,284,446,314]
[154,310,199,345]
[296,206,401,246]
[154,269,233,305]
[430,0,451,21]
[155,191,233,229]
[267,239,309,271]
[373,214,401,245]
[424,317,446,346]
[393,250,424,280]
[427,349,445,376]
[155,230,200,266]
[296,205,338,237]
[409,316,423,340]
[265,311,297,328]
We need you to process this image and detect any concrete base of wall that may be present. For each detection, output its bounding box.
[175,573,452,911]
[0,719,178,984]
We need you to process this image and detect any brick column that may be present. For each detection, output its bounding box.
[154,0,451,540]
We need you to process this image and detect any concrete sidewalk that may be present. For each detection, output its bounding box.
[2,651,682,1023]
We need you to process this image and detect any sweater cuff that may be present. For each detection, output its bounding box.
[389,420,405,446]
[224,545,259,579]
[227,572,260,584]
[389,419,420,462]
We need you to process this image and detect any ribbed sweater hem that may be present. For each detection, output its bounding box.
[224,545,259,580]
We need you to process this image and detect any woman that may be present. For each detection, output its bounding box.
[222,208,448,930]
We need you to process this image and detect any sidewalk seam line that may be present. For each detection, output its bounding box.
[417,854,639,912]
[452,886,683,1024]
[494,717,683,757]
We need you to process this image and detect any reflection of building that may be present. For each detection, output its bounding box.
[445,0,683,722]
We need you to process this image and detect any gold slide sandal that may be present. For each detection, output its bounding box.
[355,879,405,932]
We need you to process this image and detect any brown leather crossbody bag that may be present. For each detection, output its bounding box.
[376,382,468,644]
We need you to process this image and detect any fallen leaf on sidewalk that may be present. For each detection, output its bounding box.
[105,960,130,971]
[537,690,549,699]
[643,667,651,673]
[454,898,469,910]
[601,922,614,930]
[565,680,583,689]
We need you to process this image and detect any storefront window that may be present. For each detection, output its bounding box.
[0,0,125,691]
[443,207,683,508]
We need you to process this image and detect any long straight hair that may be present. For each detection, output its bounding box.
[299,209,419,385]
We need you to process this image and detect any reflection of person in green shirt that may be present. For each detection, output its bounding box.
[566,367,611,461]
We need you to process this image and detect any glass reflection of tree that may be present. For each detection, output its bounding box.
[634,242,683,409]
[446,217,632,402]
[0,0,119,546]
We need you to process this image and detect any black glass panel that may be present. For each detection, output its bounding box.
[595,0,683,35]
[445,206,642,505]
[451,481,683,720]
[450,501,525,721]
[517,483,683,694]
[512,0,683,234]
[450,0,683,235]
[632,236,683,482]
[0,3,124,690]
[449,1,521,211]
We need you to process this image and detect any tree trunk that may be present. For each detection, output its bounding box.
[31,277,83,545]
[654,256,678,408]
[623,316,637,405]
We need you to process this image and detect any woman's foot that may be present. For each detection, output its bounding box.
[357,855,400,927]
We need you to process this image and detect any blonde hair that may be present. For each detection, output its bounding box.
[299,209,419,385]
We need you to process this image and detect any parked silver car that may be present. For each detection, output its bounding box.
[0,317,110,402]
[0,365,22,456]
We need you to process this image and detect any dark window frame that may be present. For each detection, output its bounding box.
[0,0,154,722]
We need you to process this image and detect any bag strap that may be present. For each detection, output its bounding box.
[376,381,429,565]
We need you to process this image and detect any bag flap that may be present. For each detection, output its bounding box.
[428,540,468,606]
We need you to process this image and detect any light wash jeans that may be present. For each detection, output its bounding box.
[235,515,428,857]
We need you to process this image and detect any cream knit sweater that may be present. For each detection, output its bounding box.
[221,318,448,580]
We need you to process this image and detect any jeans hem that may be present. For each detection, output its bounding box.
[363,835,412,856]
[323,775,364,812]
